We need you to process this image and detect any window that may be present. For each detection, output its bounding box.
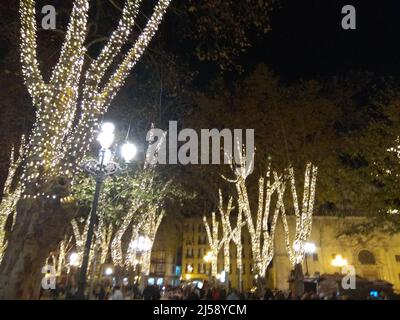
[198,235,207,245]
[312,253,319,262]
[395,255,400,263]
[186,248,193,258]
[358,250,376,265]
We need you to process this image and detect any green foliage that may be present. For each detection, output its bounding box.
[72,165,195,226]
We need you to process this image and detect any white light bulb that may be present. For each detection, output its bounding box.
[105,267,113,276]
[101,122,115,134]
[97,131,114,149]
[121,142,137,162]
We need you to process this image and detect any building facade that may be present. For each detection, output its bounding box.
[151,215,400,293]
[147,213,182,287]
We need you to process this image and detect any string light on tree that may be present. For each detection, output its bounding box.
[280,163,318,266]
[1,0,172,300]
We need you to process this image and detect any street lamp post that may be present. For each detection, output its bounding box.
[331,254,348,297]
[76,122,137,299]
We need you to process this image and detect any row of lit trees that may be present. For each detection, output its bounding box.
[203,147,318,290]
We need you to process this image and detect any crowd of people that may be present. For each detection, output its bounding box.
[42,280,389,300]
[41,281,393,300]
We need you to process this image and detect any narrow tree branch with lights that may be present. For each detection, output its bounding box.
[0,0,171,299]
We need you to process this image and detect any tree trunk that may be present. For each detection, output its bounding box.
[292,263,305,299]
[0,177,76,299]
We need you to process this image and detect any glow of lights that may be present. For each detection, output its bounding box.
[219,271,226,283]
[185,274,191,281]
[304,242,317,254]
[105,267,113,276]
[18,0,171,198]
[121,142,137,162]
[222,146,283,278]
[0,138,25,261]
[130,235,152,253]
[69,252,80,267]
[101,122,115,134]
[280,163,318,266]
[203,251,213,263]
[331,254,348,268]
[97,131,114,150]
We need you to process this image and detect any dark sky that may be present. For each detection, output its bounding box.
[242,0,400,81]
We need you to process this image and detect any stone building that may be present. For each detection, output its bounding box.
[150,215,400,293]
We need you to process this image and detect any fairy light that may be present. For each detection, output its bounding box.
[203,213,221,277]
[0,138,26,262]
[222,144,285,278]
[62,0,172,175]
[111,199,145,267]
[18,0,171,200]
[139,207,164,275]
[218,190,237,274]
[280,163,318,266]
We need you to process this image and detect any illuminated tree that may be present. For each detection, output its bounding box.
[70,217,90,268]
[203,212,225,278]
[223,147,284,281]
[218,190,246,290]
[46,236,73,277]
[0,0,171,299]
[0,140,24,262]
[140,207,165,276]
[280,164,318,266]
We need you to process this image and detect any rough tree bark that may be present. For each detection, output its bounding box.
[0,177,75,299]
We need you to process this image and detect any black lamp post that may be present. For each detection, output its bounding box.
[76,122,137,299]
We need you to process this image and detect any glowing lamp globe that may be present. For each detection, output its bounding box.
[121,142,137,162]
[97,122,115,149]
[101,122,115,134]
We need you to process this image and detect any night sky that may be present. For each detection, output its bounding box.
[242,0,400,81]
